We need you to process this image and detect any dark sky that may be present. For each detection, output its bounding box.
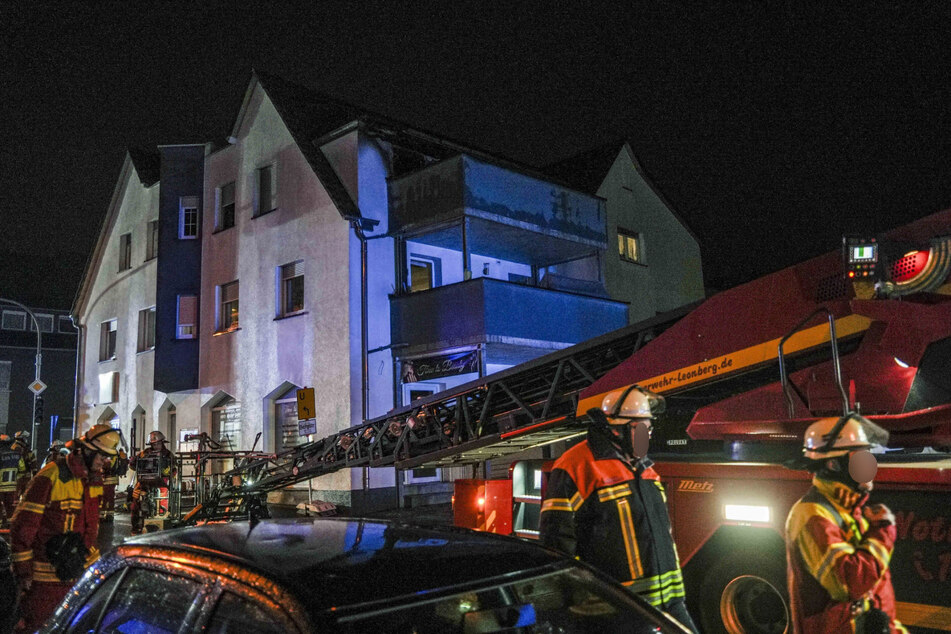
[2,2,950,309]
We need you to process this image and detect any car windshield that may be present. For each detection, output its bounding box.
[330,564,669,633]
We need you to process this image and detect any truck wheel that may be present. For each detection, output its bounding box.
[698,556,789,634]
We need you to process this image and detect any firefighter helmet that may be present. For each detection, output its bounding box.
[79,424,120,456]
[0,433,10,443]
[600,385,665,424]
[148,430,166,445]
[802,414,874,460]
[14,430,29,440]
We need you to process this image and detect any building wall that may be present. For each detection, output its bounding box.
[199,84,354,494]
[600,146,704,322]
[76,163,162,449]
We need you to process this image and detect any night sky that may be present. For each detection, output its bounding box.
[2,2,950,310]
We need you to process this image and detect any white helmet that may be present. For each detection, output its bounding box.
[600,385,665,425]
[802,414,874,460]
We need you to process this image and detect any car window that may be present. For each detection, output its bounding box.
[97,567,201,633]
[67,569,126,633]
[206,591,293,634]
[335,566,667,633]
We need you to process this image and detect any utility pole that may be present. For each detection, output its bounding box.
[0,298,43,452]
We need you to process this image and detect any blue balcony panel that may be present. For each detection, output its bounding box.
[391,278,628,365]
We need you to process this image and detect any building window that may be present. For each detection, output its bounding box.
[218,281,239,332]
[216,182,236,231]
[255,165,275,217]
[176,295,198,339]
[99,319,117,361]
[179,196,200,239]
[58,316,76,333]
[1,310,26,331]
[278,261,304,316]
[98,372,119,404]
[146,220,159,260]
[618,228,643,264]
[29,314,54,333]
[137,307,156,352]
[410,259,434,292]
[119,233,132,270]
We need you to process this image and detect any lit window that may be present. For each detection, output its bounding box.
[176,295,198,339]
[99,319,117,361]
[217,181,236,230]
[255,165,275,217]
[98,372,119,403]
[279,261,304,316]
[118,233,132,270]
[137,307,156,352]
[618,228,643,264]
[410,259,433,292]
[218,281,239,332]
[146,220,159,260]
[179,196,200,239]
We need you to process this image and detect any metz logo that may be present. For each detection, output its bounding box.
[678,480,714,493]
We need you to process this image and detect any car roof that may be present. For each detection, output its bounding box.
[122,517,569,613]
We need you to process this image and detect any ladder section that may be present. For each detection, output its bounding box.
[188,304,694,523]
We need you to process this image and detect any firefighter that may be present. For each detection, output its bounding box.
[9,423,118,632]
[129,430,174,535]
[100,447,128,522]
[539,385,698,632]
[1,434,25,528]
[40,440,68,468]
[11,431,37,500]
[786,414,907,633]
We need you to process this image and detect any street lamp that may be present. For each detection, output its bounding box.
[0,297,43,452]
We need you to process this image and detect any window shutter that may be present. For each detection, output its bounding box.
[221,282,239,303]
[178,295,197,325]
[221,182,235,207]
[282,261,303,279]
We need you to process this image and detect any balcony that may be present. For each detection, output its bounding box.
[391,277,628,363]
[389,155,606,267]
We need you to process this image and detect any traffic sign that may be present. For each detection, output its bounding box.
[296,387,316,420]
[28,379,47,395]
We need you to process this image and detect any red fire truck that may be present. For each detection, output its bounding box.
[502,209,951,632]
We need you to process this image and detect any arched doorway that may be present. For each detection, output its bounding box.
[263,381,303,453]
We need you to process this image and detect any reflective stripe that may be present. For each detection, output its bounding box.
[17,501,46,514]
[616,498,643,578]
[60,499,83,510]
[863,537,891,569]
[626,569,687,607]
[597,483,631,502]
[11,550,33,562]
[541,498,574,512]
[816,542,855,585]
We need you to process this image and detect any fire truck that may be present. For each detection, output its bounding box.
[191,209,951,632]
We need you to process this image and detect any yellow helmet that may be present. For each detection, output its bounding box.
[80,424,120,456]
[802,414,875,460]
[600,385,665,424]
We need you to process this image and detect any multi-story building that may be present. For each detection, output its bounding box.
[73,71,703,510]
[0,304,77,445]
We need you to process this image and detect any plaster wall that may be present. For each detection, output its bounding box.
[600,147,704,322]
[199,85,353,493]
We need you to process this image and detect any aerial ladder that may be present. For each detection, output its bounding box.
[182,303,695,524]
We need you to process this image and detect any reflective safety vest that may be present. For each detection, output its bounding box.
[539,428,686,610]
[0,445,24,493]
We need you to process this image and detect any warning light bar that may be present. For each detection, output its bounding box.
[724,504,771,524]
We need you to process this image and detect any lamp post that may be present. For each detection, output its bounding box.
[0,297,43,452]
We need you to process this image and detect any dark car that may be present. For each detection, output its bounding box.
[44,517,691,633]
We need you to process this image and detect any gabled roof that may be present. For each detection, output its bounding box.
[544,139,698,243]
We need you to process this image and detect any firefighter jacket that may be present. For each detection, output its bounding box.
[785,477,908,633]
[12,439,38,476]
[539,428,687,610]
[0,442,24,494]
[9,452,102,583]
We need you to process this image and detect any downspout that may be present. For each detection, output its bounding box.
[348,219,370,497]
[70,316,84,439]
